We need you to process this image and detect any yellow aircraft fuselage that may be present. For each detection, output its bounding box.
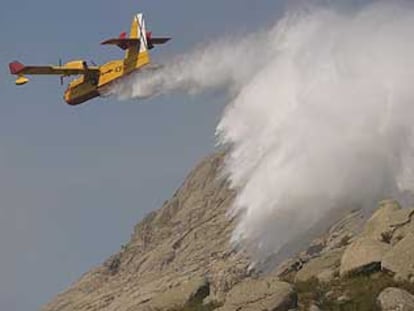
[64,52,150,105]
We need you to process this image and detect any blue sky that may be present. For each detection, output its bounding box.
[1,1,286,310]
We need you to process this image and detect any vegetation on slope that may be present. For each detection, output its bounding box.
[295,272,414,310]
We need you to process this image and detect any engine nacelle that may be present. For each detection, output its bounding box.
[63,60,87,70]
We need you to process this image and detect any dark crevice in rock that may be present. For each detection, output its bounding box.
[105,255,122,275]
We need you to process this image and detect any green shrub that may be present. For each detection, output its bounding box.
[295,273,414,311]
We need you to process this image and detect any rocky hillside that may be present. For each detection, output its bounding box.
[43,152,414,311]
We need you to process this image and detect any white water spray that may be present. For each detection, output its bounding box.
[115,2,414,262]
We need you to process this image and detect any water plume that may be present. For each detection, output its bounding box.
[114,1,414,262]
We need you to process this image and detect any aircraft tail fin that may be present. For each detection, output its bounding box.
[101,13,170,51]
[123,13,149,66]
[131,13,148,53]
[100,13,170,71]
[9,61,25,75]
[101,13,148,54]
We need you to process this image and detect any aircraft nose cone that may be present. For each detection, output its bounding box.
[64,90,73,105]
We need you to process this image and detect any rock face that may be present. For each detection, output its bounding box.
[382,233,414,281]
[338,200,414,278]
[359,200,414,245]
[377,287,414,311]
[340,237,390,276]
[274,209,365,280]
[42,152,251,311]
[149,276,209,310]
[323,209,366,252]
[361,200,404,241]
[42,150,414,311]
[295,249,343,283]
[216,277,297,311]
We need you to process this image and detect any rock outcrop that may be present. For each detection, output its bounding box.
[337,200,414,278]
[216,277,297,311]
[149,276,209,310]
[382,233,414,281]
[295,249,343,283]
[42,152,414,311]
[340,237,390,276]
[361,200,404,241]
[377,287,414,311]
[42,152,251,311]
[274,209,366,280]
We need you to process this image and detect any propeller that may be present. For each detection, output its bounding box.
[59,58,64,86]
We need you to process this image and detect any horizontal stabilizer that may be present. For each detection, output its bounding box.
[147,37,170,50]
[101,37,171,50]
[101,38,141,50]
[149,37,171,45]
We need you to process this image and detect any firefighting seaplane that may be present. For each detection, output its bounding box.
[9,13,170,106]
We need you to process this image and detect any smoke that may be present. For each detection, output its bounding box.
[114,1,414,263]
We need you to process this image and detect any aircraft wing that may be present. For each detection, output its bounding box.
[9,61,99,76]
